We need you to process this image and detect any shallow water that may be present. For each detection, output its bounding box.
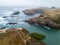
[0,6,60,45]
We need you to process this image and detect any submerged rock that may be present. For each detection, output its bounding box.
[3,16,8,18]
[7,22,17,25]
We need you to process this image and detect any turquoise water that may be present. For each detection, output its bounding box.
[0,6,60,45]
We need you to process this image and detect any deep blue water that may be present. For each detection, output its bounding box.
[0,6,60,45]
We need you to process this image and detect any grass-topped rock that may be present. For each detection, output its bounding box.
[0,28,45,45]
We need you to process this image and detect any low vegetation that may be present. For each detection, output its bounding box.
[30,32,46,41]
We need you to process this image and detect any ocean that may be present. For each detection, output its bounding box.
[0,6,60,45]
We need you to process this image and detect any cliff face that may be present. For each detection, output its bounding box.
[25,8,60,28]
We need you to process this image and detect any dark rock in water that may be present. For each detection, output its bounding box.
[3,16,8,18]
[12,11,20,15]
[7,22,17,25]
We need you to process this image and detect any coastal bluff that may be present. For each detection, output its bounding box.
[0,28,45,45]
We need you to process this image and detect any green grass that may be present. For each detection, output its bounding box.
[30,32,46,41]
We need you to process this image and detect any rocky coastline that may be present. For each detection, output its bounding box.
[25,8,60,28]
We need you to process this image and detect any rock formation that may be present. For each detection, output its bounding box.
[23,7,47,15]
[23,9,36,15]
[25,8,60,28]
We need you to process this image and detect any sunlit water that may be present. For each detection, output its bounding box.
[0,6,60,45]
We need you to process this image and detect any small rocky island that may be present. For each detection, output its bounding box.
[0,28,45,45]
[25,7,60,28]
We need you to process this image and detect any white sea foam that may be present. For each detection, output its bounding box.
[0,20,8,25]
[18,22,30,27]
[3,11,13,16]
[0,17,4,21]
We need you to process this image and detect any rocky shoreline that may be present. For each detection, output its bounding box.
[24,7,60,28]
